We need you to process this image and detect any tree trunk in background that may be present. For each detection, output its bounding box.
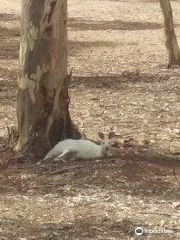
[159,0,180,67]
[16,0,80,156]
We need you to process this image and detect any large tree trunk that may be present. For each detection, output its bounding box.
[15,0,80,157]
[159,0,180,67]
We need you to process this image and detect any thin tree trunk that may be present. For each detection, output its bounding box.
[16,0,80,157]
[159,0,180,67]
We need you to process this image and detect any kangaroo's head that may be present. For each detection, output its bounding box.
[98,132,115,156]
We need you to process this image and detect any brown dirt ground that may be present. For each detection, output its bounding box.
[0,0,180,239]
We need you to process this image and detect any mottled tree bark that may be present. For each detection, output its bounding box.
[16,0,80,156]
[159,0,180,67]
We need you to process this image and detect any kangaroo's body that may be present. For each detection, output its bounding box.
[44,132,114,161]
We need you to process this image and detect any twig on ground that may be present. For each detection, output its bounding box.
[7,125,11,146]
[140,212,178,217]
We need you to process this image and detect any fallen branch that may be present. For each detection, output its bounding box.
[170,228,180,232]
[140,211,178,217]
[7,125,11,146]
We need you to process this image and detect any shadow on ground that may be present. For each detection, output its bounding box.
[0,13,19,22]
[0,73,16,107]
[0,144,180,200]
[68,18,163,31]
[0,26,19,60]
[71,71,169,90]
[0,142,180,239]
[68,40,119,56]
[0,215,138,240]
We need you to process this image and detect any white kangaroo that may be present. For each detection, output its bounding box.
[44,132,114,161]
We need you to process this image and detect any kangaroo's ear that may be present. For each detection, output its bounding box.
[98,132,104,139]
[108,132,115,139]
